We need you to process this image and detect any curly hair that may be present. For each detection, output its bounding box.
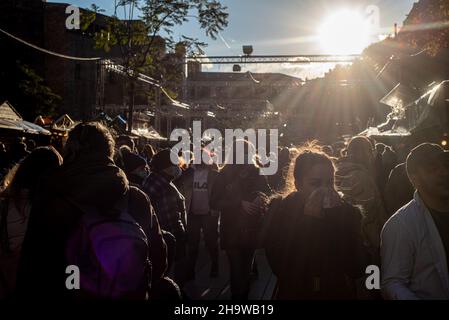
[1,146,63,217]
[280,141,335,197]
[63,122,115,163]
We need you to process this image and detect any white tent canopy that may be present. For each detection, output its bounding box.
[0,101,51,135]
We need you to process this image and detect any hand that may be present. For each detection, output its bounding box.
[304,188,325,219]
[323,188,343,209]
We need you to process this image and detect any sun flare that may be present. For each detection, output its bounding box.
[318,10,371,55]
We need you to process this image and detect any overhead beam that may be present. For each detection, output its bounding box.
[186,54,360,64]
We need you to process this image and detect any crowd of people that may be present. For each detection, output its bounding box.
[0,121,448,300]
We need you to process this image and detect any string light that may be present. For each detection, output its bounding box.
[0,28,101,61]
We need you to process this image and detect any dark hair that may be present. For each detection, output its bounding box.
[116,135,135,150]
[346,136,374,166]
[1,146,63,212]
[281,142,335,196]
[293,147,335,183]
[64,122,115,163]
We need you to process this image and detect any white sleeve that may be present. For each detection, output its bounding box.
[380,216,420,300]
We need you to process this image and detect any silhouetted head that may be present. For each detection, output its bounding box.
[1,146,63,198]
[116,135,135,151]
[143,144,156,160]
[346,136,375,170]
[63,122,115,164]
[293,146,335,200]
[406,143,449,200]
[151,149,182,181]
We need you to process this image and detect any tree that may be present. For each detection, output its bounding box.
[0,61,61,121]
[83,0,229,133]
[400,0,449,56]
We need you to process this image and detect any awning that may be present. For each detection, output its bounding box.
[0,118,23,131]
[380,83,420,110]
[0,101,51,135]
[52,114,76,131]
[0,101,21,121]
[0,118,51,135]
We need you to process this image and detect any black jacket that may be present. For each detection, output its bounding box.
[16,154,166,299]
[265,192,368,300]
[210,164,270,250]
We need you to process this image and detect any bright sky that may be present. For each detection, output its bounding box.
[51,0,417,79]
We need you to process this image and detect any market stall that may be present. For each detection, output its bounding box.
[0,101,51,144]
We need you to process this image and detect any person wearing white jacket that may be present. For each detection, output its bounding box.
[381,143,449,300]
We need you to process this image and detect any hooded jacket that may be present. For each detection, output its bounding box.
[16,154,166,299]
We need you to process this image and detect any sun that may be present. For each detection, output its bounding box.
[318,10,371,55]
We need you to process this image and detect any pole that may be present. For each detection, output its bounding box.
[128,80,135,134]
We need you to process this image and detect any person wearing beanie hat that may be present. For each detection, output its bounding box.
[122,150,149,187]
[143,149,188,286]
[381,143,449,300]
[150,149,181,176]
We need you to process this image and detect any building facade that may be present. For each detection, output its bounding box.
[183,64,302,132]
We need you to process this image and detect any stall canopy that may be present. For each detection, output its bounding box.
[409,80,449,133]
[0,101,51,135]
[52,114,76,131]
[380,83,420,112]
[363,80,449,142]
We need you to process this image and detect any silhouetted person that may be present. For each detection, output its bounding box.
[335,136,388,256]
[0,147,62,299]
[121,146,149,187]
[143,144,157,163]
[178,155,220,280]
[210,141,270,300]
[9,139,29,165]
[143,149,187,286]
[384,163,414,217]
[265,146,367,300]
[17,122,167,300]
[382,143,449,299]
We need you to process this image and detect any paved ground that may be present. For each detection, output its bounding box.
[182,243,277,300]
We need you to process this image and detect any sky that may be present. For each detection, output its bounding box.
[51,0,417,79]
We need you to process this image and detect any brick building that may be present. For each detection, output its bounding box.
[1,0,168,122]
[182,63,302,132]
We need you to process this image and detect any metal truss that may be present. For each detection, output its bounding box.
[187,54,360,65]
